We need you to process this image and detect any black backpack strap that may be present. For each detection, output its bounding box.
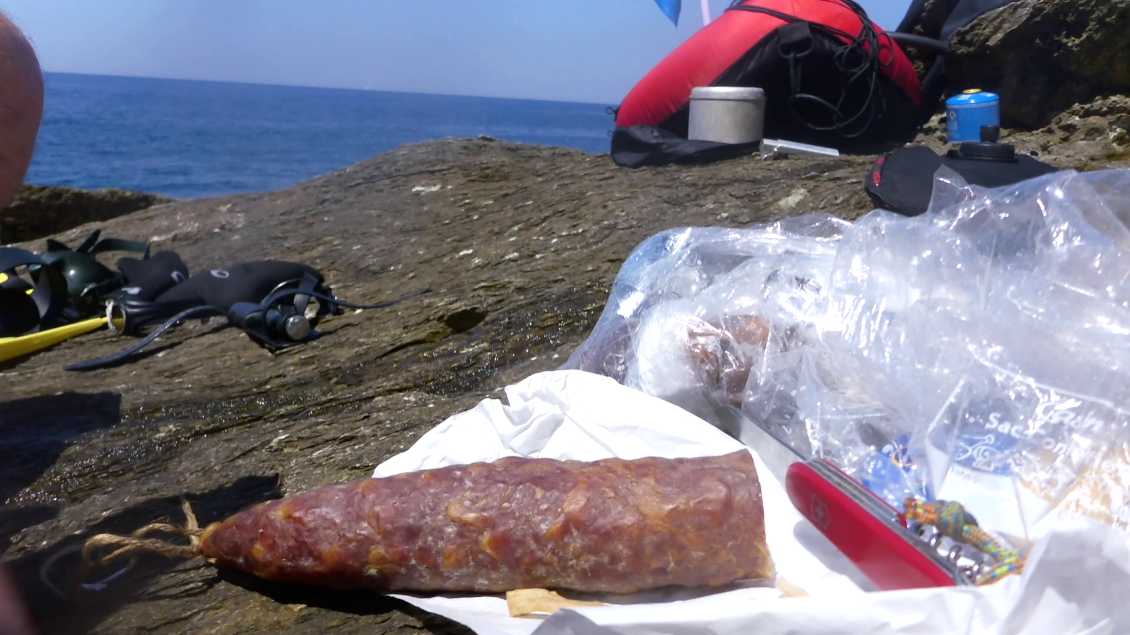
[724,1,893,139]
[886,32,948,56]
[885,32,949,124]
[778,21,814,96]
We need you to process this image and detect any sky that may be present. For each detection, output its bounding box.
[2,0,913,105]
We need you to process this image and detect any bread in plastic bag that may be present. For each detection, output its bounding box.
[561,167,1130,542]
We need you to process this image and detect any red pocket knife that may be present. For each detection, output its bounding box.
[716,407,975,590]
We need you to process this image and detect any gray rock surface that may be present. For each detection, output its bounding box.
[946,0,1130,128]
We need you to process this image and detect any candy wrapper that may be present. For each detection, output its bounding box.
[562,167,1130,543]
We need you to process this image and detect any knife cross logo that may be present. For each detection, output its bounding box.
[811,495,831,529]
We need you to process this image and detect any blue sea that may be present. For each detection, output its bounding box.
[26,73,617,199]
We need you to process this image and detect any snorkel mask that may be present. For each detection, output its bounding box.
[36,230,150,315]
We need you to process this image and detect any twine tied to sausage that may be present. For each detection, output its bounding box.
[56,499,206,598]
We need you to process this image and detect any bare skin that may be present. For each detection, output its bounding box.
[0,10,44,209]
[0,566,31,635]
[0,17,42,635]
[0,11,41,632]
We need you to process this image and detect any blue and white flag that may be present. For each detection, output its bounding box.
[653,0,681,24]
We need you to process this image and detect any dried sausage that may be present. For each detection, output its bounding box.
[199,450,771,593]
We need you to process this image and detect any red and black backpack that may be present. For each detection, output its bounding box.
[610,0,1016,167]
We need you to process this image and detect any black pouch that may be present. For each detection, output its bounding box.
[865,136,1062,216]
[611,126,763,168]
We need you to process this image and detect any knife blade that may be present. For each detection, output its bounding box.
[715,406,970,590]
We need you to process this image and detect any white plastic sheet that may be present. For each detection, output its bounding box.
[372,369,1130,635]
[562,168,1130,544]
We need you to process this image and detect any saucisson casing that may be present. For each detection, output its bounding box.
[200,450,772,593]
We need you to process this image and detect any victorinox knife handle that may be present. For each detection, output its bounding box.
[785,460,959,590]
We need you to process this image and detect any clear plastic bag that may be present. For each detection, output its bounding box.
[561,167,1130,541]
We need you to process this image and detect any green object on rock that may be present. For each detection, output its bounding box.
[36,229,148,311]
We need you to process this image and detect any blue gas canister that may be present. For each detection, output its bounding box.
[946,89,1000,143]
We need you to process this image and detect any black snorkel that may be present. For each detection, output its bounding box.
[66,262,430,371]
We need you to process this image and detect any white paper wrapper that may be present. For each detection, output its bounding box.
[373,369,1130,635]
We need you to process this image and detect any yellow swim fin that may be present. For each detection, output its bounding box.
[0,317,109,363]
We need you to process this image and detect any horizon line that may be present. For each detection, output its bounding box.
[41,70,617,108]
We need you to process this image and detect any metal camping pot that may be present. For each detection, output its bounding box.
[687,86,767,145]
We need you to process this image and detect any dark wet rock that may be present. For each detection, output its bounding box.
[946,0,1130,128]
[1,184,173,245]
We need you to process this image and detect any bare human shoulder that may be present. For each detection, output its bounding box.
[0,10,44,209]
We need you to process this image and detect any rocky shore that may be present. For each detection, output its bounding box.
[0,121,1121,634]
[3,1,1130,633]
[0,137,885,635]
[1,184,173,245]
